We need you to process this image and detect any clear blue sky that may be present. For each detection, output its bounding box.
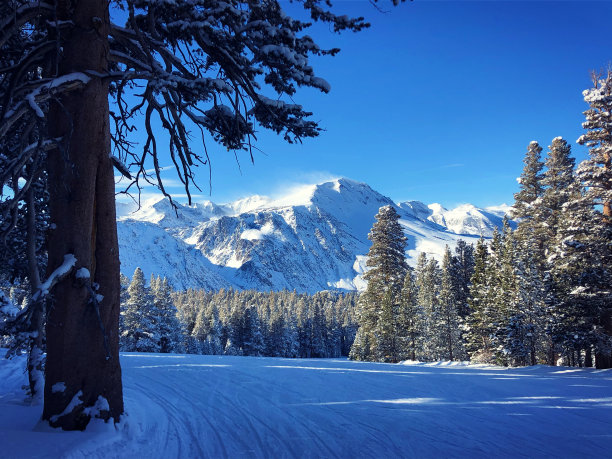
[122,1,612,208]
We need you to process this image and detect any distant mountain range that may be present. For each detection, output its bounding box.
[117,178,512,292]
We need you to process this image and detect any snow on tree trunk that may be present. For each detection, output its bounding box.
[42,0,123,430]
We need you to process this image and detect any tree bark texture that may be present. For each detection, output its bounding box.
[43,0,123,429]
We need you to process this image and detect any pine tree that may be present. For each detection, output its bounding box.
[242,306,265,357]
[512,141,545,222]
[508,240,546,366]
[452,240,475,319]
[574,71,612,368]
[466,237,493,362]
[151,277,183,353]
[376,289,397,362]
[438,246,465,361]
[512,141,547,274]
[541,138,576,245]
[539,137,578,364]
[490,220,519,365]
[120,268,155,352]
[416,255,442,360]
[397,270,425,361]
[351,205,407,361]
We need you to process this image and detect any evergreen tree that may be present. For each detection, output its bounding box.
[541,137,576,246]
[151,277,183,353]
[242,306,265,356]
[438,246,465,361]
[538,137,578,364]
[491,219,518,365]
[466,237,493,362]
[416,255,442,360]
[375,289,397,362]
[574,71,612,368]
[452,240,475,319]
[512,141,545,221]
[351,205,407,361]
[121,268,155,352]
[506,240,546,366]
[397,270,425,361]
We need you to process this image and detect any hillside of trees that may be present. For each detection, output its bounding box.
[113,268,360,359]
[352,72,612,368]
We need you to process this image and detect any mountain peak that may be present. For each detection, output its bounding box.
[116,178,513,292]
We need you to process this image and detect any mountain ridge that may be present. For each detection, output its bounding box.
[117,178,513,292]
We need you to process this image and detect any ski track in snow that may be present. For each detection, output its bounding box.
[1,354,612,459]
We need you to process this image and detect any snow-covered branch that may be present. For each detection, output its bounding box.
[31,254,77,302]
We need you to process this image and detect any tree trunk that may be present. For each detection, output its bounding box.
[596,308,612,369]
[601,150,612,369]
[585,347,593,368]
[25,187,44,404]
[43,0,123,430]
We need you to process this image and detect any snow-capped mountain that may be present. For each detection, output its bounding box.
[117,178,512,292]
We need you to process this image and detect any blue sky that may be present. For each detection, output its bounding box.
[119,1,612,208]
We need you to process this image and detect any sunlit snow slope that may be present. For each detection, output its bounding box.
[1,353,611,459]
[117,178,512,292]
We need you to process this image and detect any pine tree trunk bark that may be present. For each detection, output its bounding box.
[585,346,593,368]
[601,151,612,368]
[25,187,44,403]
[42,0,123,430]
[595,309,612,369]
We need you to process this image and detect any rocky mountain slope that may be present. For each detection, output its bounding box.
[117,178,511,292]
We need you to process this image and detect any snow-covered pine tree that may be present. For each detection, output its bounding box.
[541,138,576,246]
[550,184,605,367]
[242,305,265,357]
[511,141,547,280]
[265,303,287,357]
[120,268,155,352]
[512,141,545,222]
[491,219,519,365]
[350,205,407,361]
[376,289,397,362]
[438,246,465,361]
[549,71,612,368]
[536,137,578,364]
[452,240,475,319]
[397,270,425,361]
[310,302,327,358]
[151,277,183,353]
[508,239,546,366]
[466,237,493,362]
[415,254,442,360]
[324,302,342,358]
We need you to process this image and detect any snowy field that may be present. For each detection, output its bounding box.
[1,353,611,459]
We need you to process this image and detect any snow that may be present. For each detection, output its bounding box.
[240,222,275,241]
[51,382,66,394]
[1,352,611,459]
[116,178,513,292]
[75,268,90,280]
[24,73,91,119]
[32,254,77,301]
[49,390,83,423]
[0,290,19,317]
[82,396,110,418]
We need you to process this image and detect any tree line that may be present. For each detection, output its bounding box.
[351,72,612,368]
[118,268,359,359]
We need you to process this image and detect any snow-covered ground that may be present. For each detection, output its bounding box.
[1,353,611,459]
